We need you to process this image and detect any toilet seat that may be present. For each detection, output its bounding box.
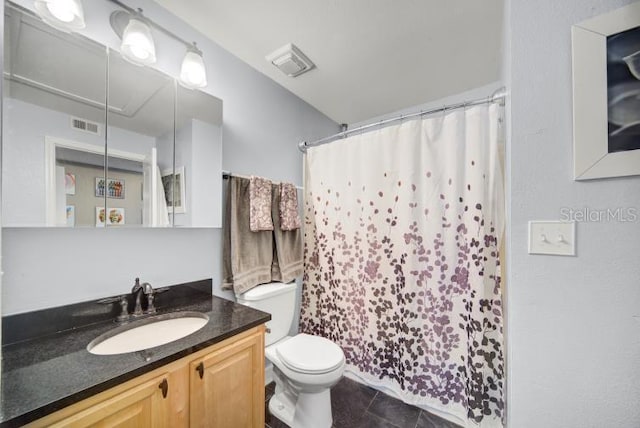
[275,333,344,374]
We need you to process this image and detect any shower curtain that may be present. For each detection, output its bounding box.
[300,104,504,427]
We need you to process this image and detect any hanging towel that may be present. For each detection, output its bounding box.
[223,177,274,294]
[279,182,301,231]
[249,176,274,231]
[271,183,303,283]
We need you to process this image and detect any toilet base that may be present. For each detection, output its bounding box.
[269,394,294,426]
[268,388,333,428]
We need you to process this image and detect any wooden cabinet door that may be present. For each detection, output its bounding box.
[48,374,170,428]
[190,331,265,428]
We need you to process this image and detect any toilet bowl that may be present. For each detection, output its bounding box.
[266,334,345,428]
[236,282,345,428]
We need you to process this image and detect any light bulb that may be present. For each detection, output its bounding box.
[126,34,151,60]
[121,17,156,65]
[34,0,85,32]
[179,48,207,89]
[47,0,75,22]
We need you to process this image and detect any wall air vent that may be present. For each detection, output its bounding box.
[71,117,100,136]
[266,43,315,77]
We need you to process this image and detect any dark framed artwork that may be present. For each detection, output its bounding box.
[161,166,186,214]
[572,2,640,180]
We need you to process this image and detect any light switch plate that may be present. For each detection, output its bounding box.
[528,221,576,256]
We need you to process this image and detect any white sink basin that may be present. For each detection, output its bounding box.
[87,311,209,355]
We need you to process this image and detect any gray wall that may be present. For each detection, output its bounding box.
[171,119,223,228]
[190,120,222,228]
[348,82,504,129]
[506,0,640,427]
[2,0,337,315]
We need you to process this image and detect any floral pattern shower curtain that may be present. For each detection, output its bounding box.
[300,104,505,427]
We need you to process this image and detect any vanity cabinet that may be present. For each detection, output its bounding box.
[190,330,265,428]
[43,374,171,428]
[26,326,265,428]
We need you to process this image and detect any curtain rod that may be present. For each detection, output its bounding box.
[298,87,507,152]
[222,171,303,191]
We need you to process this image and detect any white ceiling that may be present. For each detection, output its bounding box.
[154,0,504,124]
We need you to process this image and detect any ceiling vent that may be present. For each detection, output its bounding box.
[266,43,315,77]
[71,117,101,136]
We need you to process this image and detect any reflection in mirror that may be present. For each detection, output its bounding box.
[106,49,175,227]
[2,1,224,228]
[2,2,107,227]
[174,85,223,227]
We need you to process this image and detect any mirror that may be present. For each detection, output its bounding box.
[3,2,107,227]
[2,1,223,228]
[105,49,175,227]
[174,85,223,227]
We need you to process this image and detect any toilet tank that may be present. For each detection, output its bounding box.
[236,282,297,346]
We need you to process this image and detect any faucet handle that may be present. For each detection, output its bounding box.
[146,292,157,314]
[116,295,129,322]
[132,277,141,292]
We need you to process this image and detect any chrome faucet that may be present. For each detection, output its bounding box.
[131,277,155,317]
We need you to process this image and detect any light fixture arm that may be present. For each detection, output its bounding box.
[188,42,203,56]
[108,0,200,52]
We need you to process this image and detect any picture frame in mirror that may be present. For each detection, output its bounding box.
[162,167,186,214]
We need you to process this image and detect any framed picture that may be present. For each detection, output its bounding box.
[161,166,186,214]
[64,172,76,195]
[572,2,640,180]
[66,205,75,227]
[95,178,125,199]
[96,207,125,227]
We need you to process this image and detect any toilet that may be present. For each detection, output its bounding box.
[236,282,345,428]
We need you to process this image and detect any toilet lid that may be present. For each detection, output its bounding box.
[276,334,345,374]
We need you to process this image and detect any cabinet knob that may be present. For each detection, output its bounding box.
[158,378,168,399]
[196,362,204,379]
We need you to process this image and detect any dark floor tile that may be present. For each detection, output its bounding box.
[331,377,378,427]
[416,411,462,428]
[265,417,289,428]
[265,381,276,402]
[352,411,399,428]
[333,377,378,409]
[367,392,420,428]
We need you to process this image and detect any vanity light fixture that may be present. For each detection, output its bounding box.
[34,0,86,32]
[110,9,156,66]
[179,43,208,89]
[107,3,208,88]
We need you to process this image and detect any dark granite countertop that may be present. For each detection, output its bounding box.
[0,280,270,427]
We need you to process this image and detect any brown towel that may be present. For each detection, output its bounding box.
[279,183,301,231]
[271,183,303,283]
[249,176,274,231]
[223,177,274,294]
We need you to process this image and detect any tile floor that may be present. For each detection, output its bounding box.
[264,377,462,428]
